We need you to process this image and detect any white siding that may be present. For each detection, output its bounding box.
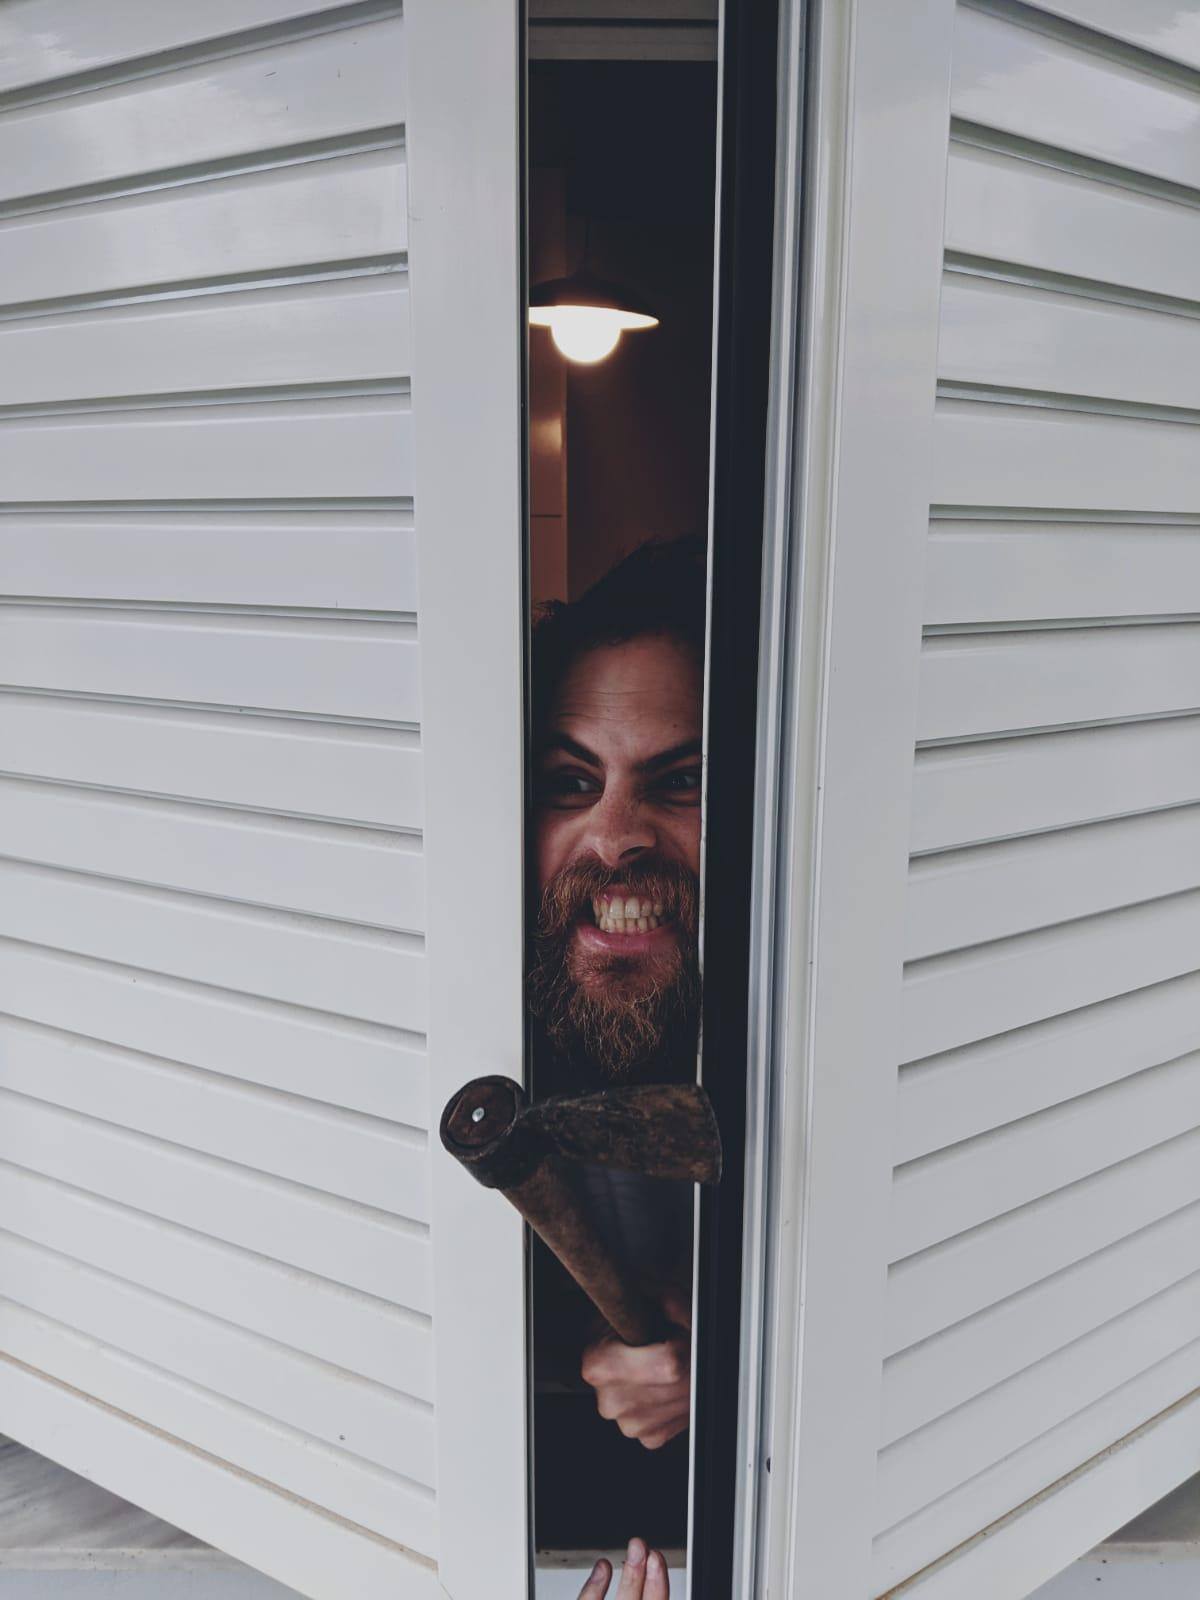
[876,2,1200,1593]
[0,5,451,1596]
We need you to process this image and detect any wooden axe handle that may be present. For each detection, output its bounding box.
[440,1076,675,1345]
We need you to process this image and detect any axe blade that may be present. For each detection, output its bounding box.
[527,1082,722,1185]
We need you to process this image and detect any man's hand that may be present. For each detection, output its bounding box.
[580,1290,691,1450]
[577,1539,670,1599]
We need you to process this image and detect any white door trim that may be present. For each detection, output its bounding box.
[738,1,956,1595]
[406,3,529,1597]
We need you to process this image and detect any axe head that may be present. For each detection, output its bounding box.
[441,1076,722,1189]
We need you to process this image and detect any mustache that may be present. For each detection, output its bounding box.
[534,856,699,940]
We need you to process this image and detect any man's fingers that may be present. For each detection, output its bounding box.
[577,1558,613,1599]
[615,1538,649,1599]
[637,1415,690,1451]
[582,1337,689,1390]
[645,1549,671,1600]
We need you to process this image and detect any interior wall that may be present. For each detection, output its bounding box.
[529,61,718,602]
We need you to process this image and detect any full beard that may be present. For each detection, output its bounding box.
[528,858,700,1081]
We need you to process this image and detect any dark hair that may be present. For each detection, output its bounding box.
[531,538,707,740]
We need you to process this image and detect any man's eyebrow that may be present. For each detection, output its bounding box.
[541,734,602,766]
[638,738,703,776]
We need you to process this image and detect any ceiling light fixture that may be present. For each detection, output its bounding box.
[529,270,659,364]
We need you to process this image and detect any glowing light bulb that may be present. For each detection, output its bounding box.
[529,300,658,364]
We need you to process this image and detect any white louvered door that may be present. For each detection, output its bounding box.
[0,4,526,1599]
[878,2,1200,1595]
[752,2,1200,1598]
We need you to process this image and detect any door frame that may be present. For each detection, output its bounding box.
[407,2,530,1597]
[734,1,956,1595]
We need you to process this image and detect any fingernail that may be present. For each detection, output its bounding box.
[627,1538,646,1567]
[648,1551,665,1575]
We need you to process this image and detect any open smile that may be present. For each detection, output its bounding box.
[589,892,671,935]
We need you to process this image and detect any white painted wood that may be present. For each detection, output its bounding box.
[0,694,424,830]
[882,1200,1200,1445]
[0,1352,441,1600]
[0,1162,428,1391]
[1026,1,1200,73]
[892,1051,1200,1260]
[911,716,1200,854]
[0,3,460,1586]
[946,141,1200,303]
[933,400,1200,515]
[906,804,1200,959]
[0,396,413,503]
[0,1,372,96]
[0,1018,429,1220]
[0,20,405,205]
[0,1092,430,1309]
[953,6,1200,189]
[405,0,527,1592]
[0,1230,435,1484]
[903,886,1200,1061]
[0,860,426,1030]
[747,4,957,1599]
[925,518,1200,626]
[0,776,423,930]
[878,1381,1200,1600]
[897,969,1200,1161]
[0,277,411,409]
[938,275,1200,414]
[0,607,419,724]
[877,1270,1200,1530]
[919,624,1200,742]
[887,1127,1200,1356]
[0,150,406,309]
[0,938,428,1127]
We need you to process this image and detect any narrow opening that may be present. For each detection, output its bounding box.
[519,4,771,1594]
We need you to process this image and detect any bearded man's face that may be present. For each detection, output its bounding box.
[530,634,703,1078]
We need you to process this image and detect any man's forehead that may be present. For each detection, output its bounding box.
[548,637,702,740]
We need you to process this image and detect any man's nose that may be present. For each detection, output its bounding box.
[582,790,657,870]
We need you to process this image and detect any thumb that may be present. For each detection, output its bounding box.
[661,1287,692,1333]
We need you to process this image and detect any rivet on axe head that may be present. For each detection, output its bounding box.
[441,1075,722,1346]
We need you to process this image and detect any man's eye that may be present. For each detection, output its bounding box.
[537,770,601,804]
[657,768,702,800]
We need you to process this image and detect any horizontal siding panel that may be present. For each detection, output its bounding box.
[871,1335,1200,1592]
[0,1302,436,1555]
[1025,1,1200,73]
[887,1127,1200,1355]
[953,7,1200,191]
[875,1270,1200,1531]
[890,1051,1200,1261]
[0,2,375,96]
[0,1161,427,1393]
[925,518,1200,626]
[0,938,429,1129]
[0,276,410,409]
[906,805,1200,960]
[933,400,1200,514]
[946,141,1200,303]
[0,1230,435,1485]
[0,607,419,725]
[882,1200,1200,1446]
[904,888,1200,1060]
[0,20,404,206]
[918,624,1200,742]
[0,395,412,502]
[897,969,1200,1162]
[0,860,427,1031]
[0,149,406,309]
[939,274,1200,416]
[0,694,423,829]
[0,1017,430,1221]
[0,1091,430,1309]
[0,776,425,931]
